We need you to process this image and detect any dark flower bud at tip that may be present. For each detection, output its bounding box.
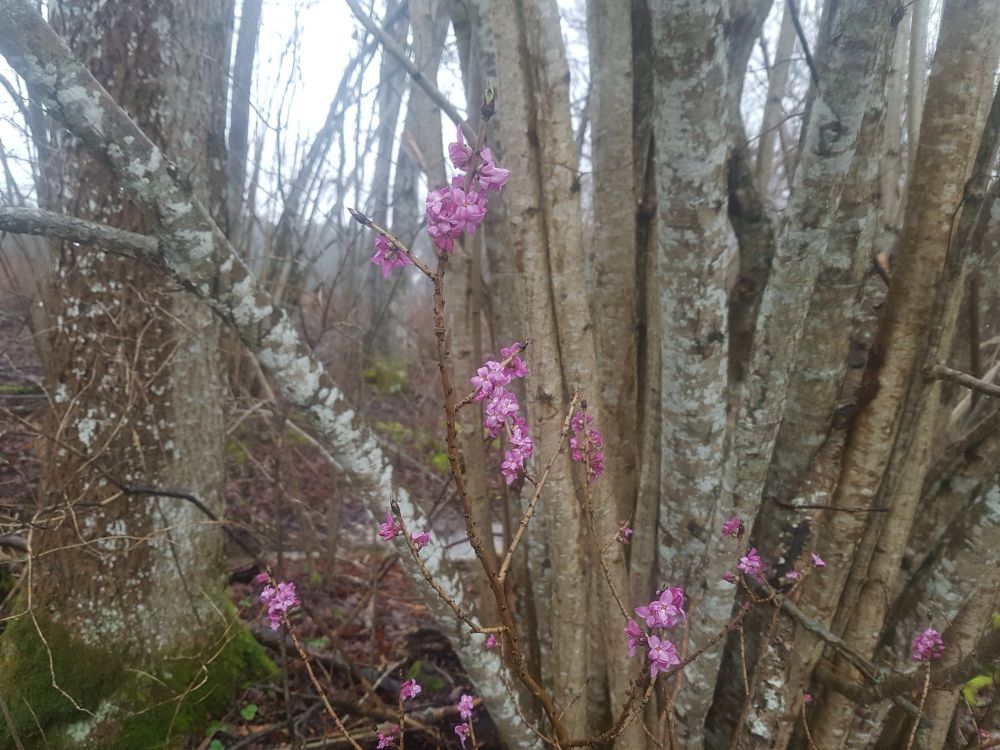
[348,207,370,226]
[481,86,496,120]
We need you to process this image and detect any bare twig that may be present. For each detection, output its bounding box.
[342,0,471,137]
[927,363,1000,398]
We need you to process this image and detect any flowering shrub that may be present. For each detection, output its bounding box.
[255,574,300,631]
[911,627,945,662]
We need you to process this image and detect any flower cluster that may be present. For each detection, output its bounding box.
[400,678,422,701]
[626,587,685,678]
[426,127,509,254]
[454,693,475,747]
[737,547,765,580]
[371,234,412,279]
[376,724,399,749]
[618,520,633,544]
[570,410,605,481]
[256,577,300,631]
[722,515,743,538]
[378,511,402,541]
[377,510,431,551]
[471,344,533,485]
[910,627,945,662]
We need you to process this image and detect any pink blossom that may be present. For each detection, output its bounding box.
[618,521,633,544]
[454,723,470,748]
[470,360,510,401]
[811,553,827,569]
[509,422,534,459]
[500,343,528,378]
[253,571,270,584]
[411,530,431,550]
[647,635,680,678]
[500,449,525,485]
[376,724,399,749]
[477,148,510,192]
[400,679,422,701]
[910,628,945,662]
[803,692,813,704]
[570,410,605,481]
[722,572,737,584]
[259,581,300,631]
[486,390,521,422]
[485,634,497,649]
[722,516,743,538]
[457,693,475,720]
[370,235,412,279]
[738,548,765,580]
[635,587,685,629]
[786,570,802,581]
[448,125,473,170]
[624,618,644,657]
[378,510,402,541]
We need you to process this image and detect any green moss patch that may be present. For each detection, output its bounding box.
[0,607,276,749]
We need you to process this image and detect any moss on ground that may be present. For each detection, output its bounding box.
[0,604,276,749]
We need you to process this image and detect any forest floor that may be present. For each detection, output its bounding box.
[0,299,498,750]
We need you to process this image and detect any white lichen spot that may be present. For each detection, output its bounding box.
[56,85,104,135]
[77,415,98,448]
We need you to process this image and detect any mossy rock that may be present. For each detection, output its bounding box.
[0,606,276,749]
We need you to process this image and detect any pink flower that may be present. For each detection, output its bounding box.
[722,516,743,538]
[811,553,827,569]
[500,449,525,485]
[803,692,813,704]
[454,723,470,748]
[500,343,528,378]
[259,581,300,631]
[411,530,431,550]
[376,724,399,749]
[457,693,475,720]
[786,570,802,581]
[485,634,497,649]
[448,125,474,170]
[470,360,510,401]
[371,235,412,278]
[722,572,737,584]
[738,548,765,580]
[624,618,644,657]
[910,628,945,662]
[400,679,421,701]
[477,148,509,192]
[253,571,270,584]
[647,635,680,678]
[570,410,605,481]
[378,510,402,541]
[635,587,685,629]
[509,422,534,460]
[618,521,633,544]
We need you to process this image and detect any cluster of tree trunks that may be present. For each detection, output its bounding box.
[0,0,998,747]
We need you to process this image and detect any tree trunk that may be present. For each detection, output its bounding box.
[755,2,797,194]
[0,1,274,746]
[804,1,1000,745]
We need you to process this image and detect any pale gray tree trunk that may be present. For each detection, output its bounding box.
[586,1,644,745]
[646,2,734,744]
[0,1,276,746]
[755,2,797,194]
[492,0,630,738]
[804,1,1000,744]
